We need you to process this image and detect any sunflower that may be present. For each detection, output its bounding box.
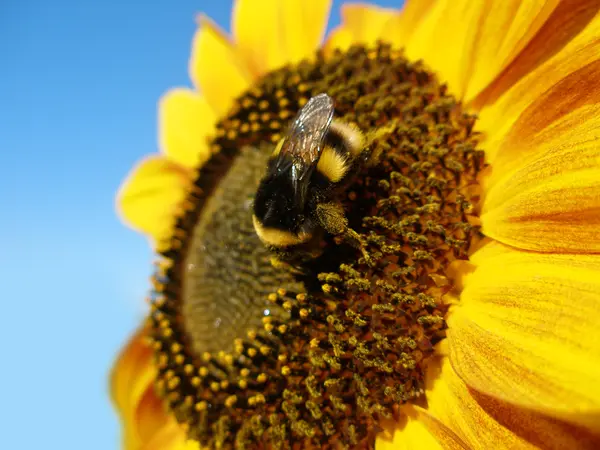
[111,0,600,448]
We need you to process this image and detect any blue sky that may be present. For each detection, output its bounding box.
[1,0,401,448]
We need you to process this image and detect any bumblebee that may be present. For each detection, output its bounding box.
[252,93,374,262]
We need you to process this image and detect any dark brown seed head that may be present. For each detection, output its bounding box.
[148,43,484,449]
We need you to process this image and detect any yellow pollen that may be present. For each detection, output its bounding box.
[259,346,271,355]
[256,373,267,383]
[225,395,237,407]
[195,401,207,412]
[167,377,180,390]
[171,343,182,353]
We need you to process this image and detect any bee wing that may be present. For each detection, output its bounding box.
[277,93,335,181]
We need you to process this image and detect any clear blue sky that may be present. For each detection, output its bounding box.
[1,0,401,448]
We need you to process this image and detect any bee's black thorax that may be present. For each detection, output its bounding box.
[254,156,310,234]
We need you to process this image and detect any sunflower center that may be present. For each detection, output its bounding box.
[181,146,302,355]
[149,43,484,449]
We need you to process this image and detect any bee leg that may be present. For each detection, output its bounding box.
[269,255,305,275]
[270,255,292,270]
[315,203,371,264]
[315,202,347,235]
[338,228,372,266]
[270,241,324,271]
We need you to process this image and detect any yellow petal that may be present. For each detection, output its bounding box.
[468,240,514,267]
[233,0,331,74]
[116,156,191,246]
[475,4,600,148]
[337,3,398,46]
[110,327,157,449]
[142,423,200,450]
[483,172,600,253]
[483,59,600,181]
[189,16,252,117]
[462,0,560,103]
[468,390,600,449]
[383,0,436,48]
[405,0,486,99]
[376,407,468,450]
[480,100,600,253]
[159,89,215,170]
[426,357,600,449]
[135,387,172,446]
[448,249,600,431]
[322,26,354,54]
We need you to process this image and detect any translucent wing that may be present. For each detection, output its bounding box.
[277,93,335,181]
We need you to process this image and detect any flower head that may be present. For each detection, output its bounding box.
[112,1,600,449]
